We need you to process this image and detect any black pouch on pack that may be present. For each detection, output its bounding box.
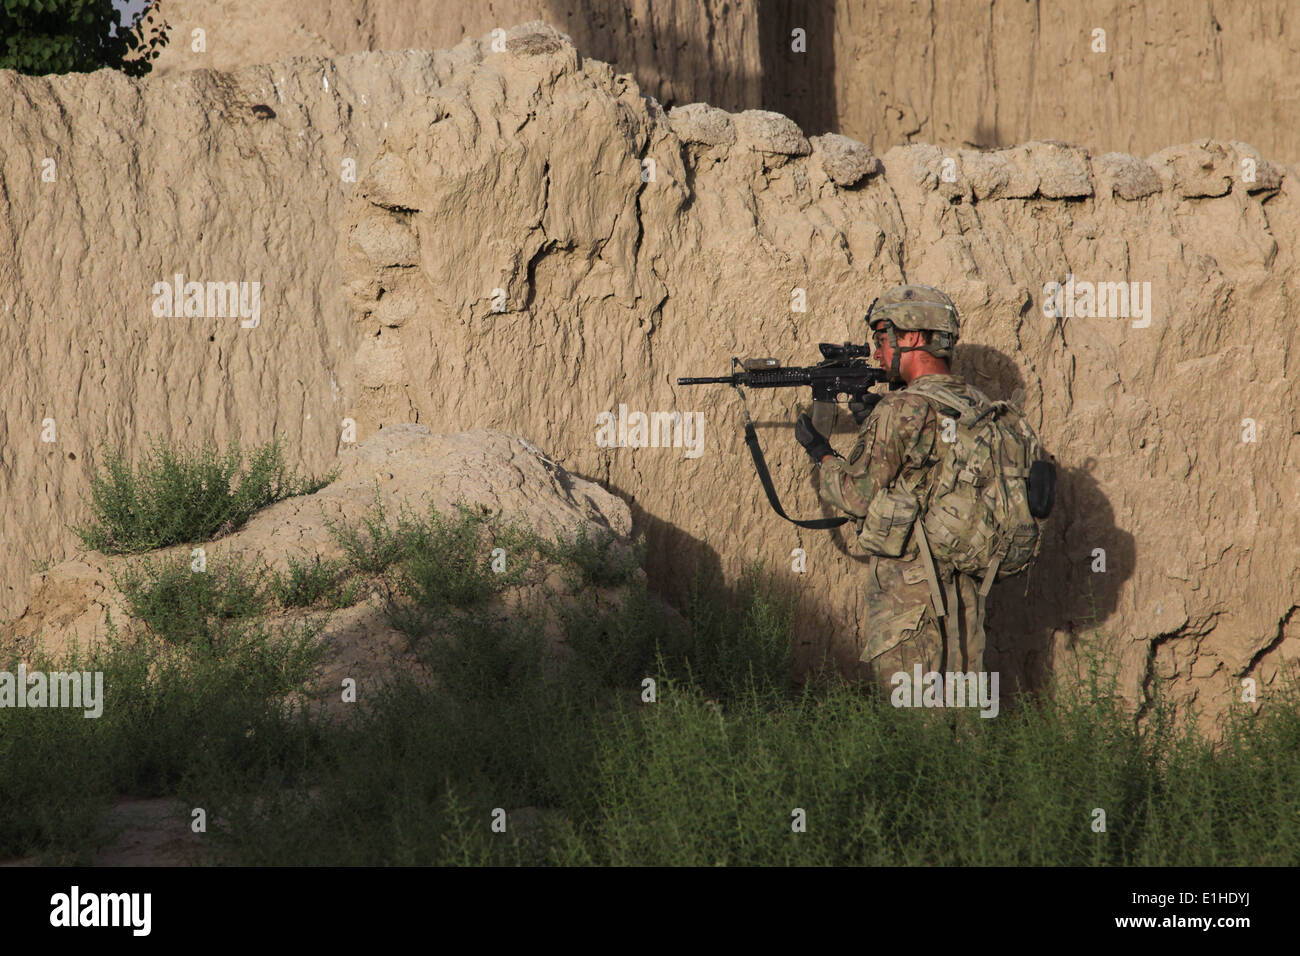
[1027,459,1056,518]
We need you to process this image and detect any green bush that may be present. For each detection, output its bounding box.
[325,496,544,639]
[680,564,797,702]
[541,524,646,589]
[392,505,520,610]
[0,0,166,76]
[558,576,683,694]
[324,493,411,576]
[382,504,537,639]
[74,436,334,554]
[0,614,324,864]
[113,552,269,648]
[270,555,360,609]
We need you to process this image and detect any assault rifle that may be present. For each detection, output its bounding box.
[677,342,894,528]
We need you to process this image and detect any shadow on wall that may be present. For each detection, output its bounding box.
[540,0,761,114]
[525,1,836,134]
[955,343,1137,694]
[967,120,1009,151]
[983,459,1138,695]
[759,0,836,136]
[584,469,874,687]
[954,343,1025,401]
[620,491,723,614]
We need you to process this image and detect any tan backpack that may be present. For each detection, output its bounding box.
[900,378,1049,586]
[852,378,1055,665]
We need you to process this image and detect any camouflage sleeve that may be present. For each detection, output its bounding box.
[819,395,935,516]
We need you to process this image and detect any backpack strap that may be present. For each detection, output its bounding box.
[971,548,1005,670]
[943,573,961,670]
[907,379,988,426]
[912,520,967,675]
[912,520,948,623]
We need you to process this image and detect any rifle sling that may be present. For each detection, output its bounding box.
[743,421,848,530]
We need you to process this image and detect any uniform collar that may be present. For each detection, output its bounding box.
[908,373,962,386]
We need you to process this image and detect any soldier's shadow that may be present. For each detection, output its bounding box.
[954,344,1136,695]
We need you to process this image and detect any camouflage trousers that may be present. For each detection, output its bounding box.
[860,551,984,688]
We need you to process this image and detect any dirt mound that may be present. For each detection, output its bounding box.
[6,425,635,711]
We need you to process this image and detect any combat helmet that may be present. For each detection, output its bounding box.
[866,284,959,382]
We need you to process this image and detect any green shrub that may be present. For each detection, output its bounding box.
[541,525,646,589]
[559,576,686,694]
[394,505,513,608]
[679,564,797,702]
[0,0,165,77]
[0,613,324,864]
[381,504,536,639]
[74,436,334,554]
[113,552,268,648]
[325,493,412,576]
[271,555,360,609]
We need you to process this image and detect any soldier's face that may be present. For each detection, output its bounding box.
[871,326,890,365]
[872,325,898,369]
[872,326,924,373]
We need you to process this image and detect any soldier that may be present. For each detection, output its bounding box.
[793,284,1040,686]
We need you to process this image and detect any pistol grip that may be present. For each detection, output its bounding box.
[809,400,837,436]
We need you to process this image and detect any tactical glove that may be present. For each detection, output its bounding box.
[794,413,837,463]
[849,393,882,426]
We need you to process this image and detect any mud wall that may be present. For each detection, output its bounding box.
[2,25,1297,727]
[143,0,1300,162]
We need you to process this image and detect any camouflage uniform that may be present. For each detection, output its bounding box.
[819,373,985,683]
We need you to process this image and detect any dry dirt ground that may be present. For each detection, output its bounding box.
[0,798,201,867]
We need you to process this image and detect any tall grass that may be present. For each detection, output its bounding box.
[6,438,1298,865]
[0,616,325,864]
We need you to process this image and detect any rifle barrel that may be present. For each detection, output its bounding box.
[676,376,736,385]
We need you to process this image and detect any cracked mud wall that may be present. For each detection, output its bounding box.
[825,0,1300,163]
[2,25,1297,729]
[0,43,493,616]
[141,1,1300,163]
[144,0,762,118]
